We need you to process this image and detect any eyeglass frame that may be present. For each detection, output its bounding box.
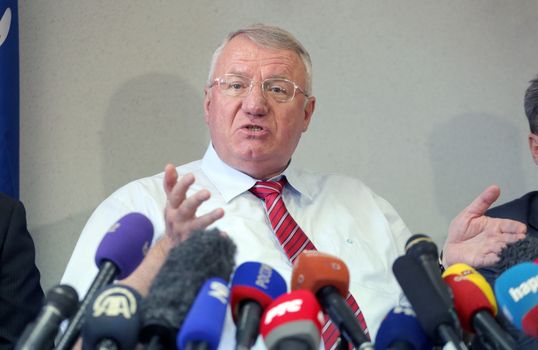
[208,73,310,103]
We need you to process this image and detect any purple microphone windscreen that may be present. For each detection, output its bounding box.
[94,212,154,279]
[495,262,538,337]
[177,278,229,350]
[374,306,432,350]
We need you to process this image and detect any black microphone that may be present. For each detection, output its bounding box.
[16,285,79,350]
[405,233,453,308]
[81,284,142,350]
[392,254,467,350]
[139,228,236,350]
[55,213,154,350]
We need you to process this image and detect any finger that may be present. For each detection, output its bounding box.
[497,218,527,236]
[482,253,501,267]
[176,189,211,218]
[164,164,178,195]
[190,208,225,231]
[168,173,195,208]
[500,231,527,245]
[462,184,500,217]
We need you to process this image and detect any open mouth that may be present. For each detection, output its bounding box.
[246,125,263,132]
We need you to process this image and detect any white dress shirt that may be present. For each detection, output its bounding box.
[61,144,411,348]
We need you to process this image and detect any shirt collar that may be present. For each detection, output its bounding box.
[200,143,313,202]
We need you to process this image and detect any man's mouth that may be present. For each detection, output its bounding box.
[246,125,263,131]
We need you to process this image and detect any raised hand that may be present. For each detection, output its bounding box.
[163,164,224,246]
[443,185,526,268]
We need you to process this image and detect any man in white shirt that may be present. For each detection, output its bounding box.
[61,24,526,349]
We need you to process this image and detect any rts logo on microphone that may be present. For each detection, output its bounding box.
[92,286,138,319]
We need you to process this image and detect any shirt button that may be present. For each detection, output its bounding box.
[346,238,353,244]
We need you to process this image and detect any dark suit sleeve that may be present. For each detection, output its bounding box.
[0,198,44,349]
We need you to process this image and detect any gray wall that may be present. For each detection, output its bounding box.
[19,1,538,292]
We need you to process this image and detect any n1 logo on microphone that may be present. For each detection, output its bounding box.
[255,264,274,289]
[208,280,229,304]
[92,286,138,319]
[264,299,303,325]
[509,275,538,302]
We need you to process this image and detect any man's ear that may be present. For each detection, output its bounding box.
[203,87,211,124]
[528,132,538,165]
[302,96,316,132]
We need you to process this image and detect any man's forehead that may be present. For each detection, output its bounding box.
[216,35,304,74]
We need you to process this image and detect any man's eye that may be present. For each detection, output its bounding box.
[228,82,246,90]
[268,85,287,95]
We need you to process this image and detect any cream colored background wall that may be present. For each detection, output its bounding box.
[18,1,538,292]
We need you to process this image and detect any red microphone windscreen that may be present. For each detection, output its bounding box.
[443,274,495,332]
[260,290,324,350]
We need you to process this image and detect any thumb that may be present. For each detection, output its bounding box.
[463,184,500,216]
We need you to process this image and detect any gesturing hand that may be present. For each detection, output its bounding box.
[163,164,224,246]
[443,185,526,268]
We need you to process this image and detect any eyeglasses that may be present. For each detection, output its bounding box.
[209,74,309,103]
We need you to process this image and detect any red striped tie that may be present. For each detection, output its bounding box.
[250,178,370,349]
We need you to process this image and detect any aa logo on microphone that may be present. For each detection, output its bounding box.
[92,286,138,319]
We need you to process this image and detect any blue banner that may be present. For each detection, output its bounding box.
[0,1,19,198]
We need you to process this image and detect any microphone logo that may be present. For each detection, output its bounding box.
[208,280,229,304]
[264,299,303,324]
[107,222,121,234]
[392,305,416,317]
[255,264,273,289]
[92,286,138,319]
[508,275,538,302]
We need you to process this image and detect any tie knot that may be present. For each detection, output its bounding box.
[249,178,287,200]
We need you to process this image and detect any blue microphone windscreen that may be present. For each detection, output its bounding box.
[374,306,431,350]
[494,262,538,330]
[95,212,154,279]
[230,262,287,317]
[177,278,229,350]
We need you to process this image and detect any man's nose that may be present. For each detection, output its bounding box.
[241,82,269,116]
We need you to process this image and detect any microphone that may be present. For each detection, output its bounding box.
[140,228,236,349]
[56,212,153,350]
[405,234,453,308]
[259,290,324,350]
[495,233,538,272]
[230,261,287,350]
[15,285,79,350]
[443,263,498,314]
[494,262,538,339]
[441,264,517,350]
[176,278,230,350]
[81,284,142,350]
[374,306,431,350]
[291,250,373,349]
[392,254,467,350]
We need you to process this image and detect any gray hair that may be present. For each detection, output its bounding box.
[207,24,313,95]
[524,74,538,133]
